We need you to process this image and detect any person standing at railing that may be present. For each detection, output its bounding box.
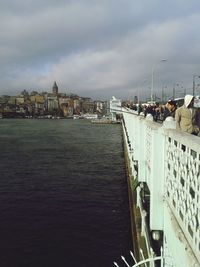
[145,104,157,120]
[137,104,142,115]
[175,94,199,135]
[163,100,177,120]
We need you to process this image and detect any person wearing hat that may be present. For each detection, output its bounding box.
[175,94,199,134]
[163,99,177,120]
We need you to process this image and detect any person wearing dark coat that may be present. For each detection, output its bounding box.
[163,100,177,120]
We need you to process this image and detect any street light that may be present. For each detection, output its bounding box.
[193,75,200,96]
[151,59,167,102]
[173,83,179,99]
[161,85,167,102]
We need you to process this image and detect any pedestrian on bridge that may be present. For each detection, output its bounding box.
[175,95,199,135]
[163,100,177,120]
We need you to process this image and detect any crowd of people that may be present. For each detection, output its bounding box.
[126,94,200,136]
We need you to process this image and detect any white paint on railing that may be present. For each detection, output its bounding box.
[121,107,200,267]
[130,250,138,264]
[136,185,152,257]
[114,249,163,267]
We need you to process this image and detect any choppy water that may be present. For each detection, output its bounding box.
[0,119,132,267]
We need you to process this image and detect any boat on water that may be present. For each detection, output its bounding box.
[91,118,121,124]
[73,115,80,119]
[82,113,98,119]
[73,114,98,120]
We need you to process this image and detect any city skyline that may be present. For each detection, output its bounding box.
[0,80,111,119]
[1,1,200,99]
[0,81,110,101]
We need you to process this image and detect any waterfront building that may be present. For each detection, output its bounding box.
[47,96,59,113]
[34,102,45,115]
[82,98,95,113]
[8,96,17,105]
[58,97,71,107]
[59,104,67,117]
[58,97,74,117]
[16,96,25,105]
[29,94,45,115]
[73,99,81,109]
[25,103,33,115]
[3,103,16,112]
[73,99,82,114]
[94,100,106,114]
[15,105,26,115]
[0,95,10,104]
[30,94,45,104]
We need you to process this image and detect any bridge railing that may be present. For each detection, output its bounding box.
[122,108,200,267]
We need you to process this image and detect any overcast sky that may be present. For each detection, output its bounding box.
[1,0,200,100]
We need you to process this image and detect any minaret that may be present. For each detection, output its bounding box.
[52,81,58,95]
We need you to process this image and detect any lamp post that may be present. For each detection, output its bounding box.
[193,75,200,96]
[151,59,167,103]
[161,85,167,102]
[173,83,179,99]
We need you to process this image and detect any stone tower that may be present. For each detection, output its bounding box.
[52,81,58,95]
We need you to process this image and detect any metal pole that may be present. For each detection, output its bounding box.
[151,67,154,103]
[173,84,175,99]
[192,75,200,96]
[151,59,167,103]
[193,75,195,96]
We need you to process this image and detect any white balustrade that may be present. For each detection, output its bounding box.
[121,107,200,267]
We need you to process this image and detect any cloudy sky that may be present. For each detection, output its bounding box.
[1,0,200,100]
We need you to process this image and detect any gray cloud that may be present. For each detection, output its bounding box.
[1,0,200,99]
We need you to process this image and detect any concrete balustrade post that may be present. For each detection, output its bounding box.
[149,125,165,231]
[141,209,147,236]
